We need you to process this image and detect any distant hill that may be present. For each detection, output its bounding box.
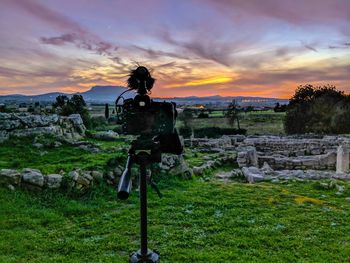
[0,86,289,106]
[0,86,130,103]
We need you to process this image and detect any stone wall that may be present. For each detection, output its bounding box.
[0,113,86,142]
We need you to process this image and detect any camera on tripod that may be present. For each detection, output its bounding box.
[116,66,183,155]
[115,66,183,262]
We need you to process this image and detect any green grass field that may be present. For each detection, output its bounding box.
[1,177,350,262]
[183,110,285,135]
[1,111,349,262]
[0,136,127,174]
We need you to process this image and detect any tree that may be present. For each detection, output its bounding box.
[285,84,350,134]
[225,100,241,129]
[53,95,69,108]
[53,95,91,128]
[179,108,193,128]
[104,104,110,119]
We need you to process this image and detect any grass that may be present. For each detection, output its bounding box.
[1,177,350,262]
[180,110,286,135]
[0,136,127,174]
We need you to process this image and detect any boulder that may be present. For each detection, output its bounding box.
[22,168,44,187]
[0,169,21,186]
[92,130,119,141]
[261,162,274,175]
[242,166,265,183]
[46,174,63,189]
[91,170,104,180]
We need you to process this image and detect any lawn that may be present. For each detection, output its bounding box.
[1,176,350,262]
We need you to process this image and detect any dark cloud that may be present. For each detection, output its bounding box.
[40,33,116,56]
[303,44,318,52]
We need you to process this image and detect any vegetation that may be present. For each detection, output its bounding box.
[178,110,285,135]
[1,176,350,262]
[104,103,110,120]
[54,95,91,128]
[225,100,241,129]
[0,136,127,174]
[285,84,350,134]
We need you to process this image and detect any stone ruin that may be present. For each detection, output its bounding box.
[185,135,350,183]
[0,112,86,142]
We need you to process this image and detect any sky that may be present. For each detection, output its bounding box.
[0,0,349,98]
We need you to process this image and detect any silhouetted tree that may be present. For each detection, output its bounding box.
[285,84,350,134]
[226,100,241,129]
[105,104,110,119]
[53,95,69,108]
[198,109,209,118]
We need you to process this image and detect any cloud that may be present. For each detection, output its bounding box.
[232,64,350,86]
[40,33,116,55]
[8,0,117,56]
[303,44,318,52]
[132,45,189,60]
[200,0,350,25]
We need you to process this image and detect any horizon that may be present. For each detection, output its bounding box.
[0,0,349,98]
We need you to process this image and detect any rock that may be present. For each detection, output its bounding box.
[91,170,104,180]
[0,169,21,186]
[216,171,234,180]
[169,155,192,179]
[68,170,79,181]
[106,171,115,184]
[92,130,119,141]
[54,141,62,148]
[67,114,84,125]
[0,113,86,143]
[33,143,44,149]
[193,166,205,176]
[242,167,265,183]
[261,162,274,175]
[78,145,100,153]
[231,168,244,178]
[114,166,123,177]
[22,168,44,187]
[7,184,15,191]
[46,174,63,189]
[336,145,349,173]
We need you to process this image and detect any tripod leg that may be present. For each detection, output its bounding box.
[130,154,160,263]
[139,159,148,257]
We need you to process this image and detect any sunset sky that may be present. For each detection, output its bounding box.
[0,0,349,98]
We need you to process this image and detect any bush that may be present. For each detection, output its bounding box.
[179,126,192,138]
[89,116,108,130]
[285,84,350,134]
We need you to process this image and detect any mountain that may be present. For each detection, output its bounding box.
[0,86,130,103]
[0,86,289,106]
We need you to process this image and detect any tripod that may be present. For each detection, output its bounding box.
[118,136,161,263]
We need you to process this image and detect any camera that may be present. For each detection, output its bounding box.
[116,66,183,155]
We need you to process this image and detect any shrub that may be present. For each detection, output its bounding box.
[179,126,192,138]
[285,84,350,134]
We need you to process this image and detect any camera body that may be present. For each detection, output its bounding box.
[118,94,183,155]
[120,94,177,136]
